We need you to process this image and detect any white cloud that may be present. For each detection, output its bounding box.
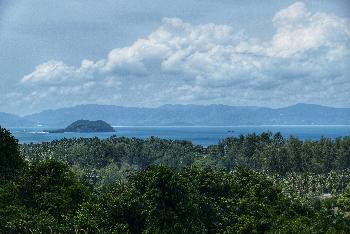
[16,2,350,112]
[21,60,75,84]
[273,2,311,27]
[268,2,350,58]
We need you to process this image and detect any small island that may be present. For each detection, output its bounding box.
[48,120,115,133]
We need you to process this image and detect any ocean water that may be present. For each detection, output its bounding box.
[9,125,350,146]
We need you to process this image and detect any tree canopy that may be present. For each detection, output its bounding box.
[0,128,349,233]
[0,126,24,181]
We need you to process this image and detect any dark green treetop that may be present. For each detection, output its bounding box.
[0,126,24,180]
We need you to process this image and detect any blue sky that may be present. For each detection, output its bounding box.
[1,0,349,115]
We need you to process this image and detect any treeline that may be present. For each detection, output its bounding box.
[212,132,350,174]
[1,127,350,232]
[20,132,350,173]
[20,133,350,191]
[18,133,350,199]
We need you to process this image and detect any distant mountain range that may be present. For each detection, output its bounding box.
[0,112,34,127]
[1,103,350,127]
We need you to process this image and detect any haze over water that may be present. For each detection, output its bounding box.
[11,125,350,146]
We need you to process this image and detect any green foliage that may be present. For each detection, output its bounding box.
[100,166,349,233]
[21,132,350,184]
[1,127,350,233]
[0,126,24,180]
[103,165,205,233]
[49,119,115,133]
[337,185,350,213]
[0,159,91,233]
[215,133,350,175]
[18,160,90,220]
[73,202,108,233]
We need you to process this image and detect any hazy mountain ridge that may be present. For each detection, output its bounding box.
[0,112,35,127]
[1,103,350,127]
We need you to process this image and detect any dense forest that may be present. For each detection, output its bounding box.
[1,126,350,233]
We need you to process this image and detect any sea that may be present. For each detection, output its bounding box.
[9,125,350,146]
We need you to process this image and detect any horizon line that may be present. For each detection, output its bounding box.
[3,102,350,117]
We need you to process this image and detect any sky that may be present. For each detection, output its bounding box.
[0,0,349,115]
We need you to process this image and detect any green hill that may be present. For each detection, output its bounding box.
[48,120,115,133]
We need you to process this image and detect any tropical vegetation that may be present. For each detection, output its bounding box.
[1,126,350,233]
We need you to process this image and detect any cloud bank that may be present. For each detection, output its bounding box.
[11,2,350,113]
